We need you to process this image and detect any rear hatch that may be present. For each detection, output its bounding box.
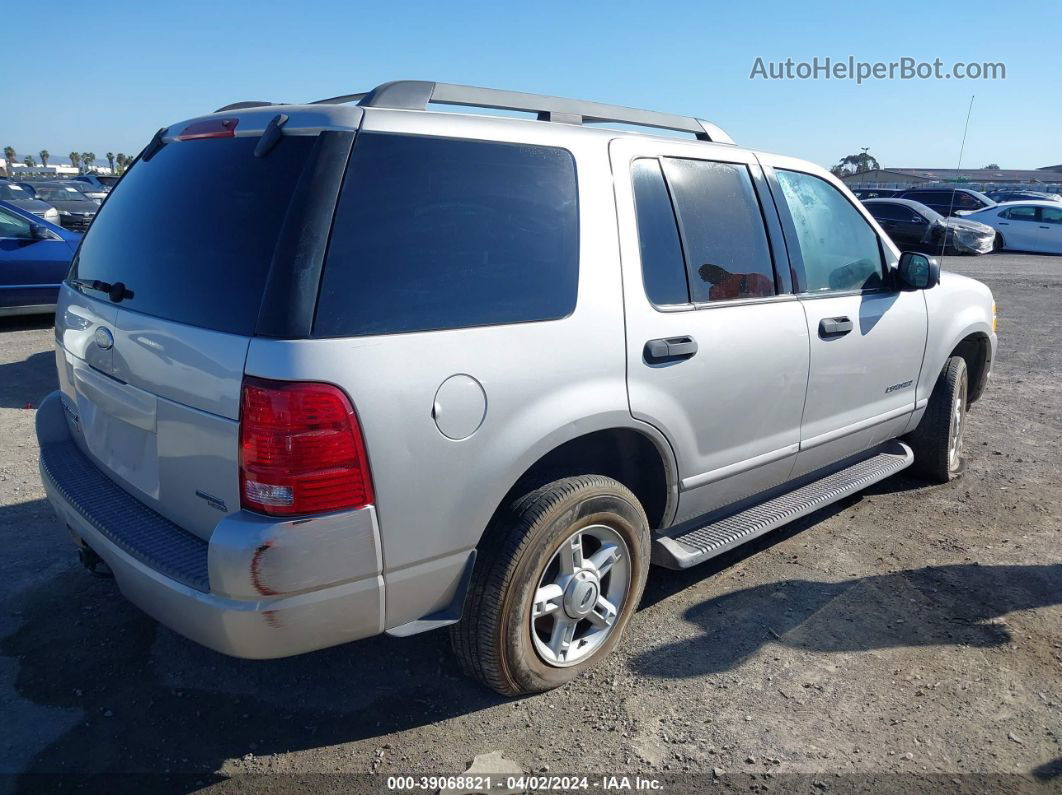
[55,107,359,540]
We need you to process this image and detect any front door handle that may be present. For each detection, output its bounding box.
[644,336,698,363]
[819,316,853,338]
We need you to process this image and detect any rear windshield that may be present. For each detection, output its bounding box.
[72,134,314,335]
[314,132,579,337]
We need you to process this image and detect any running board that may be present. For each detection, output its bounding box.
[652,441,914,570]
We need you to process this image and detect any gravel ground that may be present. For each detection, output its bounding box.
[0,253,1059,793]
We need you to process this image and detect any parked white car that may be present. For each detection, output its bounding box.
[962,201,1062,254]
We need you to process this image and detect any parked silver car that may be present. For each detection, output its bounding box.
[36,81,997,695]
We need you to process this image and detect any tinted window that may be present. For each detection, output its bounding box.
[867,203,907,221]
[631,159,688,305]
[662,158,774,302]
[315,133,578,337]
[1003,206,1038,221]
[777,170,884,294]
[0,207,32,239]
[1042,207,1062,224]
[73,135,314,334]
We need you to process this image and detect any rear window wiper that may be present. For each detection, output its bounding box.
[69,278,134,303]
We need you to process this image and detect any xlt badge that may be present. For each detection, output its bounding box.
[886,379,913,394]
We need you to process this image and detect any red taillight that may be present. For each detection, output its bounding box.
[239,377,374,517]
[177,117,238,141]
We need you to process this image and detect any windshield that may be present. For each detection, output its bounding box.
[37,186,93,202]
[96,176,119,187]
[0,184,29,200]
[72,134,315,335]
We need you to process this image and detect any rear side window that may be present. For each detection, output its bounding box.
[867,203,906,221]
[73,135,315,335]
[631,158,689,306]
[776,169,884,294]
[662,158,775,302]
[314,133,579,337]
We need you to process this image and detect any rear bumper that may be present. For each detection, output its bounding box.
[36,391,385,659]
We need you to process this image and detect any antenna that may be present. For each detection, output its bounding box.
[941,95,976,257]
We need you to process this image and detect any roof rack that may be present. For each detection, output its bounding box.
[308,80,735,144]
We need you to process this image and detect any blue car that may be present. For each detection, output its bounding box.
[0,199,81,317]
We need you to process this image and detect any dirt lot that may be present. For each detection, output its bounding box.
[0,253,1059,793]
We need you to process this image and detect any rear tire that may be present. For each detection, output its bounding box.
[450,476,650,695]
[905,356,968,483]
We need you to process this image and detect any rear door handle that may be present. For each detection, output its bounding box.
[644,336,698,363]
[819,316,853,338]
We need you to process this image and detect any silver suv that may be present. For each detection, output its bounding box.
[36,81,997,695]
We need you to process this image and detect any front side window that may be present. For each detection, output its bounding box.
[631,158,689,306]
[1003,206,1039,221]
[776,169,884,294]
[663,158,775,302]
[315,133,579,337]
[867,203,906,221]
[0,208,32,239]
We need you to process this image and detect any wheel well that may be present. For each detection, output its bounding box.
[492,429,671,532]
[951,333,990,405]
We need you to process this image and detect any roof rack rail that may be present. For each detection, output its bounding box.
[214,101,280,112]
[310,80,734,144]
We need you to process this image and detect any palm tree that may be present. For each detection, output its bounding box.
[115,153,129,174]
[82,152,96,173]
[23,156,36,167]
[69,152,81,172]
[106,152,115,172]
[2,146,14,176]
[39,149,49,167]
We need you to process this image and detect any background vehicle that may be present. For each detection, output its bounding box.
[31,183,98,230]
[35,81,996,696]
[961,201,1062,254]
[895,187,996,216]
[850,188,899,200]
[986,189,1061,204]
[0,200,80,316]
[0,179,61,225]
[862,198,996,254]
[73,174,118,192]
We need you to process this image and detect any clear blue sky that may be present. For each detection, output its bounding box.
[3,0,1059,170]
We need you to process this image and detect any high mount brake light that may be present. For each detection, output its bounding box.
[177,118,239,141]
[239,378,374,517]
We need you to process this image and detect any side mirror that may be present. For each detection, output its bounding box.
[29,223,57,241]
[897,252,940,290]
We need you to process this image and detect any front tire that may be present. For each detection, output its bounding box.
[905,356,968,483]
[450,476,650,695]
[993,231,1005,252]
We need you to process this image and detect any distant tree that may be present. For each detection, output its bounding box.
[982,163,1000,170]
[69,152,81,171]
[39,149,49,167]
[23,156,36,167]
[830,148,881,178]
[106,152,115,172]
[82,152,96,173]
[2,146,14,176]
[115,153,129,174]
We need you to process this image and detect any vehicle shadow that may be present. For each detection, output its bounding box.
[0,350,56,409]
[630,560,1062,679]
[1,500,506,787]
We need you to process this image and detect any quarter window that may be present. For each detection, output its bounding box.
[663,158,775,302]
[631,159,689,306]
[776,170,884,294]
[315,133,579,337]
